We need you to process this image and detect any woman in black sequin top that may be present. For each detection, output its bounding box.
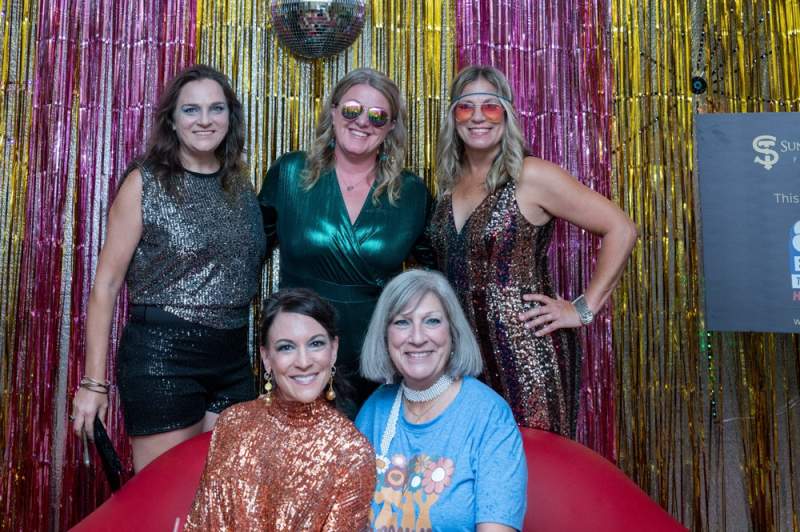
[71,65,266,472]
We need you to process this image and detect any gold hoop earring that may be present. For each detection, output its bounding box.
[325,366,336,401]
[263,372,274,405]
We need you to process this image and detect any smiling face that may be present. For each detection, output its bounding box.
[453,76,506,154]
[172,78,230,166]
[260,311,338,404]
[332,83,395,161]
[387,291,453,390]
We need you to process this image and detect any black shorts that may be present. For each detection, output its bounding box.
[116,306,256,436]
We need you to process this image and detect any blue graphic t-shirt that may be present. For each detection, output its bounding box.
[355,376,527,531]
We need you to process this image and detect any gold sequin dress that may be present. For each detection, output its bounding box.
[429,181,581,437]
[185,394,376,531]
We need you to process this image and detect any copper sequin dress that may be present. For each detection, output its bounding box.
[185,395,376,531]
[429,181,581,436]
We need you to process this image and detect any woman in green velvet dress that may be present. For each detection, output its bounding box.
[259,68,433,415]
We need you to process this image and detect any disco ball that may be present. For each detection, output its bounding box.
[270,0,367,60]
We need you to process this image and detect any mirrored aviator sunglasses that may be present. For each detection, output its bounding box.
[453,101,505,124]
[338,100,391,128]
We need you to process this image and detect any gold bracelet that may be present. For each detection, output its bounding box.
[80,376,110,389]
[78,384,108,395]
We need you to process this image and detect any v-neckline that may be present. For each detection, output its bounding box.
[333,169,376,227]
[449,189,493,236]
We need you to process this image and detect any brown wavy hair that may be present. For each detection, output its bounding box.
[303,68,408,205]
[135,64,248,198]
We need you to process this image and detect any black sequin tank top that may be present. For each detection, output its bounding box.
[126,165,266,329]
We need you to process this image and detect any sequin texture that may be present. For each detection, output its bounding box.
[185,394,376,531]
[429,181,581,436]
[126,166,266,329]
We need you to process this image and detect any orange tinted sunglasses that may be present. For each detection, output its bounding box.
[451,92,509,124]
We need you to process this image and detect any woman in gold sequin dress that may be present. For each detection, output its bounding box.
[186,288,375,530]
[428,66,638,437]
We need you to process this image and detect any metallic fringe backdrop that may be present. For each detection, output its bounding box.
[1,0,798,530]
[455,0,617,459]
[0,0,39,525]
[612,0,800,530]
[0,1,196,529]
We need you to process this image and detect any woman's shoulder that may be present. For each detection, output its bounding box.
[215,398,267,430]
[518,155,569,185]
[263,151,309,190]
[355,384,400,427]
[363,383,401,409]
[126,160,152,182]
[320,404,375,455]
[460,377,515,416]
[272,151,308,172]
[395,170,430,200]
[397,169,426,187]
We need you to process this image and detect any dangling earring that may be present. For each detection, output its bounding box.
[328,137,336,150]
[379,143,389,162]
[325,366,336,401]
[263,372,274,405]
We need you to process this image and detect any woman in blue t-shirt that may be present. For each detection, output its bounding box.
[357,269,527,531]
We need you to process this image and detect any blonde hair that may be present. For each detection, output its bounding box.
[303,68,408,204]
[435,65,528,196]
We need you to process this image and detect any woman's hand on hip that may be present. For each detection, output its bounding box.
[519,293,582,336]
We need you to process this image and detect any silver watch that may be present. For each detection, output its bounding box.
[571,294,594,325]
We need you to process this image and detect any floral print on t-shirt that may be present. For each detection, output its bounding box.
[371,452,455,530]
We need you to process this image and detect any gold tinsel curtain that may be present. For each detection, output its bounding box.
[613,1,800,530]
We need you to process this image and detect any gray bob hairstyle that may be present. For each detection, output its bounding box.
[360,269,483,383]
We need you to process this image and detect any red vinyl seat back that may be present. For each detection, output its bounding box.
[70,431,212,532]
[72,427,687,531]
[520,427,687,532]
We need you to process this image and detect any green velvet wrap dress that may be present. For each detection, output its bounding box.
[258,151,434,412]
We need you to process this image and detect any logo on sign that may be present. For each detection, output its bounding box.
[753,135,779,170]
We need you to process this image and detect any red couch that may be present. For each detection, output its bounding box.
[520,428,686,531]
[70,431,211,532]
[72,428,687,531]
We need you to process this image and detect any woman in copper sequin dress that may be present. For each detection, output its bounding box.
[429,66,637,437]
[186,288,375,530]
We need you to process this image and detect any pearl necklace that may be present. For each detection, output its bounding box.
[375,375,454,473]
[401,374,454,402]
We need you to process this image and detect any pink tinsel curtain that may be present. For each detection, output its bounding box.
[454,0,615,458]
[1,1,195,529]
